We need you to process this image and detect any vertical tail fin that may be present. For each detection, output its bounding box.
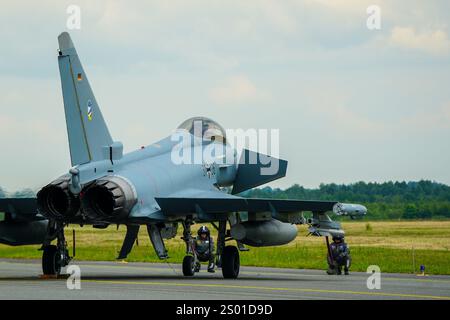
[57,32,113,166]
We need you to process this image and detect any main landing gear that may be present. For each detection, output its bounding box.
[221,245,240,279]
[41,221,71,276]
[181,220,240,279]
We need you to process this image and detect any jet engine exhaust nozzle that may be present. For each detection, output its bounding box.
[36,176,80,219]
[81,176,137,220]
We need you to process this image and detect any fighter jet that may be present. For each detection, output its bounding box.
[0,32,366,278]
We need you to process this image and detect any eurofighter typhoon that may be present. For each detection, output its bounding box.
[0,33,366,278]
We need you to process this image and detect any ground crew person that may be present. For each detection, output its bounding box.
[327,234,351,275]
[194,225,216,273]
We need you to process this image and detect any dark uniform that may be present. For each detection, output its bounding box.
[327,235,351,275]
[194,226,215,273]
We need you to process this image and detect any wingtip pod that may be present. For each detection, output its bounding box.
[58,32,74,51]
[333,203,367,217]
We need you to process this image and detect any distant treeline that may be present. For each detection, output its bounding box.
[0,187,35,199]
[242,180,450,220]
[2,181,450,220]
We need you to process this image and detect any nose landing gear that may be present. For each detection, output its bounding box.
[182,255,196,277]
[221,245,240,279]
[181,220,240,279]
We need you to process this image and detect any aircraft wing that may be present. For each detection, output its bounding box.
[0,198,42,222]
[155,196,337,215]
[0,198,49,246]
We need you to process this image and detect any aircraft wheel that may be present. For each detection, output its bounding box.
[182,255,195,276]
[42,245,61,275]
[221,246,240,279]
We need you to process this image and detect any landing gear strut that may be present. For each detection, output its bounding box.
[41,221,71,275]
[215,220,226,268]
[181,221,197,277]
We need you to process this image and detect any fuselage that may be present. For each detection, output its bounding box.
[37,130,238,224]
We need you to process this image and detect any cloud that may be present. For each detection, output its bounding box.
[389,26,450,55]
[1,1,450,190]
[304,93,386,137]
[209,75,267,105]
[305,0,369,14]
[258,0,298,33]
[401,103,450,131]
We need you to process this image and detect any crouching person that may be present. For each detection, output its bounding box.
[194,225,216,273]
[327,234,351,275]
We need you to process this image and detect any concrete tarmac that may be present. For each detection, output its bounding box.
[0,259,449,300]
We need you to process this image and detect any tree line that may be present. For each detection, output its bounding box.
[2,180,450,220]
[0,187,35,199]
[242,180,450,220]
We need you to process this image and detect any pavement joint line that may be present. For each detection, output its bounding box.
[74,263,450,284]
[1,261,450,284]
[81,279,450,300]
[1,264,449,300]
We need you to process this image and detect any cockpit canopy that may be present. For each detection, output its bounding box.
[177,117,226,143]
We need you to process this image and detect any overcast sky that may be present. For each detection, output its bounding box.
[0,0,449,192]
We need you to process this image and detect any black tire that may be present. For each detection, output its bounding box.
[42,245,61,275]
[221,246,240,279]
[182,255,195,276]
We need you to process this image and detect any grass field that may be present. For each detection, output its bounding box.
[1,220,449,275]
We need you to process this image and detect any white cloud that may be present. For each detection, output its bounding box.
[209,75,266,105]
[389,26,450,55]
[304,0,369,13]
[401,103,450,130]
[302,87,386,138]
[1,1,450,190]
[258,0,298,33]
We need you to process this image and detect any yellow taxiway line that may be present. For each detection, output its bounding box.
[82,279,450,300]
[75,262,450,284]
